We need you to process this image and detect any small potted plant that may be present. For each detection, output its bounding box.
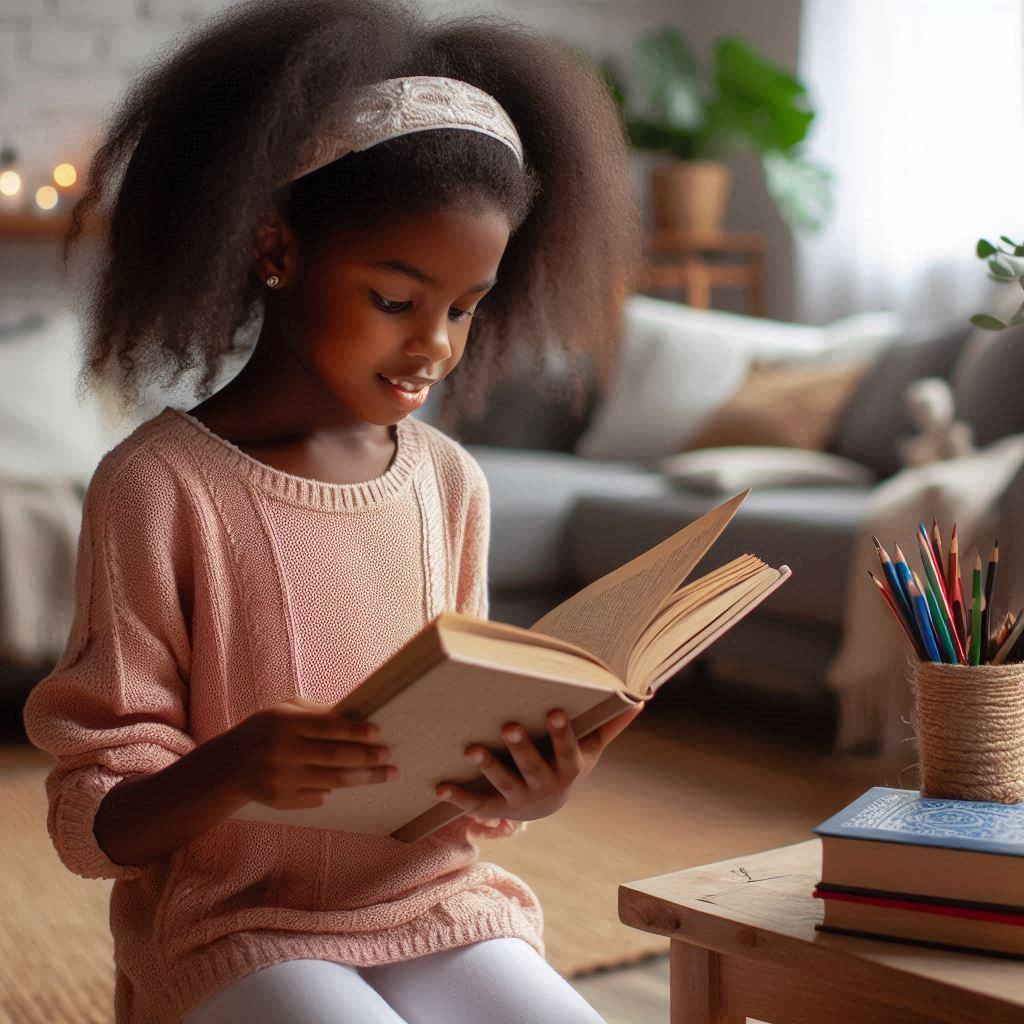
[601,26,831,234]
[971,236,1024,329]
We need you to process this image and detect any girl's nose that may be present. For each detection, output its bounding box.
[405,317,453,364]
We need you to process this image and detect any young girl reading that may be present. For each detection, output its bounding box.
[22,0,643,1021]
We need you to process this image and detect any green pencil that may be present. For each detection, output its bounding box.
[970,553,983,665]
[924,573,958,663]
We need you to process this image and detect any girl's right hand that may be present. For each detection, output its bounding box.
[218,695,397,810]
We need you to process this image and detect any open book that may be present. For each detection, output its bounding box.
[232,489,790,841]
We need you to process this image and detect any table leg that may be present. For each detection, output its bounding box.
[669,939,746,1024]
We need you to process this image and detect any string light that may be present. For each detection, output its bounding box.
[53,163,77,188]
[35,185,58,210]
[0,170,19,196]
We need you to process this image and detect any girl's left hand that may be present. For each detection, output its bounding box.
[434,702,647,822]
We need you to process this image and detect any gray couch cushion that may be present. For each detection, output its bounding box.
[832,323,971,478]
[952,323,1024,446]
[566,486,872,628]
[468,446,670,592]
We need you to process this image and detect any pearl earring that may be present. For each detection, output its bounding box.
[266,274,280,288]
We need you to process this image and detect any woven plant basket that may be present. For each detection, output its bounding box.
[910,657,1024,803]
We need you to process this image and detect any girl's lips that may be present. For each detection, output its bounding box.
[377,374,431,410]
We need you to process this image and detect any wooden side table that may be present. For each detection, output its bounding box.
[619,840,1024,1024]
[642,230,765,315]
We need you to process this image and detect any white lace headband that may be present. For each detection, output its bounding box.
[283,75,525,185]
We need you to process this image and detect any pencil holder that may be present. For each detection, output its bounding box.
[910,658,1024,803]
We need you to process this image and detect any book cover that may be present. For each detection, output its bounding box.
[813,786,1024,857]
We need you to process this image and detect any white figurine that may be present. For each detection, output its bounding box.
[899,377,975,468]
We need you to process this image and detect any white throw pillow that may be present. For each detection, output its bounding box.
[658,446,877,494]
[575,296,904,461]
[0,311,114,482]
[575,297,752,460]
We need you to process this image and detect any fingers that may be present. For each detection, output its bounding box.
[301,763,398,789]
[296,709,381,742]
[295,735,391,769]
[546,709,584,778]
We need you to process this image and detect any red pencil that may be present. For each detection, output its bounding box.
[948,524,967,651]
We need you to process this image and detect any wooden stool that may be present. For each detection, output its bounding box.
[642,230,765,315]
[619,839,1024,1024]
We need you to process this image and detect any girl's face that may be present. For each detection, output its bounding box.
[264,203,510,428]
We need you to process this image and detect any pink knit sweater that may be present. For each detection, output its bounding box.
[22,406,543,1024]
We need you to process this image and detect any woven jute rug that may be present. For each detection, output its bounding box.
[0,685,904,1022]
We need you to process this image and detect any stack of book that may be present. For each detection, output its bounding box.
[813,787,1024,959]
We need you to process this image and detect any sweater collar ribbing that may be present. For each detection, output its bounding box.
[163,406,424,512]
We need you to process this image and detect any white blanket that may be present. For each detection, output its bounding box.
[827,435,1024,756]
[0,477,84,666]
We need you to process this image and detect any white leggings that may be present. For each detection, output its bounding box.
[181,938,606,1024]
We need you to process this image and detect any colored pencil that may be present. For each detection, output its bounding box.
[919,522,952,608]
[948,524,967,652]
[921,571,957,663]
[916,528,965,663]
[981,541,999,662]
[907,575,942,662]
[872,537,917,638]
[970,553,983,665]
[995,611,1015,649]
[930,518,944,581]
[869,570,926,659]
[992,609,1024,665]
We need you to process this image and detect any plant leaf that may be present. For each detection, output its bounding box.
[761,149,833,233]
[970,314,1007,330]
[987,255,1019,281]
[630,26,705,132]
[977,238,997,258]
[711,37,814,152]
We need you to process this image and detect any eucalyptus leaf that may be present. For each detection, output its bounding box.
[970,314,1007,330]
[977,238,997,257]
[1008,299,1024,326]
[988,255,1019,280]
[1001,235,1020,248]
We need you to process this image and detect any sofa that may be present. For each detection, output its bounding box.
[423,299,1024,736]
[5,298,1024,753]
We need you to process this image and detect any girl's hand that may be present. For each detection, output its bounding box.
[435,702,646,822]
[217,695,396,810]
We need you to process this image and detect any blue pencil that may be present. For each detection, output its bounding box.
[872,537,917,638]
[892,544,917,611]
[907,575,942,662]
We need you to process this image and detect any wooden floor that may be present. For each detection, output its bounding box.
[2,670,882,1024]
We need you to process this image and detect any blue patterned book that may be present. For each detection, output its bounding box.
[814,787,1024,856]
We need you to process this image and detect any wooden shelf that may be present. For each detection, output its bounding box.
[0,210,105,240]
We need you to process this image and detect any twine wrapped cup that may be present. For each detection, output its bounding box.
[910,658,1024,803]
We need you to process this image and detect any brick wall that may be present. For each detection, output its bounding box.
[0,0,678,331]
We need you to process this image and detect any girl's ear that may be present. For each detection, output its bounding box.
[251,205,299,288]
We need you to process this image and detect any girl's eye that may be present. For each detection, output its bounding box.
[371,291,475,323]
[371,292,411,314]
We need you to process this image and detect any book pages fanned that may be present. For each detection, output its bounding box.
[227,487,790,841]
[529,490,750,678]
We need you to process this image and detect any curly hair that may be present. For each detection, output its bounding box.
[64,0,642,427]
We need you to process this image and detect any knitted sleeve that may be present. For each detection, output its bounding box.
[22,447,197,880]
[452,449,527,840]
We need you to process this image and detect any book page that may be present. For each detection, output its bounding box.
[625,555,764,681]
[643,566,791,694]
[529,490,749,679]
[627,566,778,689]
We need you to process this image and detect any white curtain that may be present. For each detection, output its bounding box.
[796,0,1024,330]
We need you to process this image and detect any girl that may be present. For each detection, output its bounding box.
[23,0,643,1021]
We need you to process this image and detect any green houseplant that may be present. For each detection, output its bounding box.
[601,26,832,234]
[972,236,1024,329]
